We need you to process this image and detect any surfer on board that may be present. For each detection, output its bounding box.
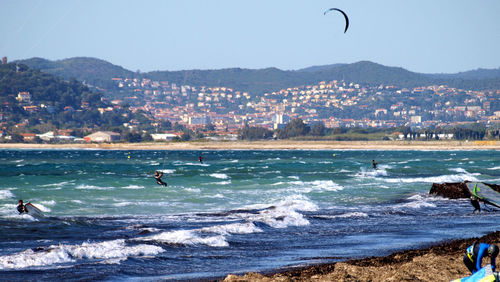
[463,242,498,274]
[17,200,28,214]
[199,156,204,164]
[372,160,378,169]
[154,171,168,187]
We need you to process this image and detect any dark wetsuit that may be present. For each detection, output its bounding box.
[17,204,27,214]
[471,197,481,213]
[463,242,497,274]
[155,172,167,186]
[372,160,378,169]
[199,156,204,164]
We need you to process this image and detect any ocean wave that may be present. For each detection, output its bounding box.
[0,239,164,270]
[40,181,73,188]
[209,173,229,179]
[0,190,14,200]
[39,200,56,207]
[382,173,479,184]
[487,166,500,170]
[288,180,343,193]
[122,185,144,189]
[76,184,114,190]
[355,167,389,178]
[158,169,175,174]
[137,230,228,247]
[317,212,369,219]
[200,222,262,235]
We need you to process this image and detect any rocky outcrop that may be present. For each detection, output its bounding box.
[429,181,500,199]
[429,182,471,199]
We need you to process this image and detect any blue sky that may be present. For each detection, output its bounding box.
[2,0,499,73]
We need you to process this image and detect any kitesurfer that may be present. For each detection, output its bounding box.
[17,200,28,214]
[463,242,498,274]
[154,171,167,187]
[372,160,378,169]
[199,156,204,164]
[471,195,481,213]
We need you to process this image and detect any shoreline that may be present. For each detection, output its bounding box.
[0,140,499,150]
[224,231,500,281]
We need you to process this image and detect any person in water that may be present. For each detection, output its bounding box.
[198,156,204,164]
[372,160,378,169]
[154,171,167,187]
[463,242,498,274]
[17,200,28,214]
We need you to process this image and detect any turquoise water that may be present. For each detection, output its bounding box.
[0,149,499,280]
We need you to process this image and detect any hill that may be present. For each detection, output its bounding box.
[16,57,500,94]
[16,57,136,88]
[0,62,137,133]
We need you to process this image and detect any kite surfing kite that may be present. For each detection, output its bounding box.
[324,8,349,33]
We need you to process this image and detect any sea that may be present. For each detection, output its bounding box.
[0,149,499,281]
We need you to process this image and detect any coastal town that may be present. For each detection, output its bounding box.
[1,57,499,143]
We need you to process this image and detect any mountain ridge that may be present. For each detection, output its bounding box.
[15,57,500,94]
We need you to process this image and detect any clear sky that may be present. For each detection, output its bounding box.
[2,0,499,73]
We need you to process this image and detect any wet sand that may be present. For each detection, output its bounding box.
[224,231,500,282]
[0,140,499,150]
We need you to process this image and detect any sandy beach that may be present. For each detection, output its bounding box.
[0,140,499,150]
[224,231,500,282]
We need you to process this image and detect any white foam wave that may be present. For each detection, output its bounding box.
[123,185,144,189]
[76,184,114,190]
[309,180,344,192]
[215,181,231,185]
[40,181,72,188]
[320,212,369,219]
[488,166,500,170]
[201,222,262,235]
[382,173,479,183]
[237,195,317,229]
[289,180,343,193]
[158,169,175,174]
[0,239,164,270]
[39,200,56,206]
[137,230,228,247]
[209,173,229,179]
[0,190,14,200]
[450,167,468,173]
[356,167,388,178]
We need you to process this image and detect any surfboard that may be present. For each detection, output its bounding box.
[25,203,45,218]
[452,265,499,282]
[466,182,500,209]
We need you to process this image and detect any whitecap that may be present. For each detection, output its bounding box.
[209,173,229,179]
[39,200,56,206]
[0,239,164,270]
[158,169,175,174]
[200,222,262,235]
[488,166,500,170]
[319,212,369,219]
[137,230,228,247]
[123,185,144,190]
[76,184,114,190]
[0,190,14,200]
[382,174,479,184]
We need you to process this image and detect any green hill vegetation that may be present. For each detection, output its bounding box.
[17,57,500,96]
[0,63,140,135]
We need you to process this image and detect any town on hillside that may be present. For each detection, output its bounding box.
[1,57,500,143]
